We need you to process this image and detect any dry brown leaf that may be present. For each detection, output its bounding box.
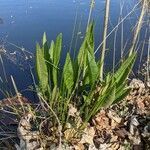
[64,128,77,141]
[107,110,122,124]
[80,127,95,145]
[110,143,120,150]
[136,99,145,110]
[93,110,110,130]
[115,128,128,138]
[74,143,84,150]
[68,104,78,117]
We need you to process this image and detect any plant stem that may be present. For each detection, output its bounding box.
[129,0,147,56]
[147,37,150,86]
[99,0,110,80]
[69,6,78,53]
[138,28,147,73]
[0,55,8,82]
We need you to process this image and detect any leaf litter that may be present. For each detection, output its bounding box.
[0,78,149,150]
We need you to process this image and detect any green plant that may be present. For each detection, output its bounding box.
[35,23,136,127]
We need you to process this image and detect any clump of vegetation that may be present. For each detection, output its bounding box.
[35,23,136,129]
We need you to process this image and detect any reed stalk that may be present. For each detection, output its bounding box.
[73,15,83,60]
[69,6,78,53]
[147,37,150,86]
[99,0,110,80]
[138,28,148,72]
[129,0,147,55]
[10,76,25,114]
[120,1,124,61]
[0,55,7,82]
[113,28,117,74]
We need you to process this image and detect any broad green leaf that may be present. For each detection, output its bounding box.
[77,23,94,70]
[50,86,59,106]
[101,77,114,96]
[86,23,94,55]
[49,40,54,61]
[63,53,74,92]
[51,86,57,102]
[43,42,50,66]
[83,71,90,85]
[53,33,62,66]
[114,82,129,103]
[52,67,58,87]
[52,33,62,86]
[105,73,111,84]
[114,87,131,103]
[42,32,47,46]
[35,43,48,92]
[88,83,116,120]
[87,51,98,86]
[73,59,80,85]
[101,84,116,108]
[114,52,136,85]
[115,82,126,94]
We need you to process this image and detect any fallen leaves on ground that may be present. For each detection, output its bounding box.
[0,79,150,149]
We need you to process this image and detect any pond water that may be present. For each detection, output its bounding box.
[0,0,149,100]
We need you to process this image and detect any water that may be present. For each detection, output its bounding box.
[0,0,149,100]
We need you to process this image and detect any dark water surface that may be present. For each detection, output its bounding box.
[0,0,148,99]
